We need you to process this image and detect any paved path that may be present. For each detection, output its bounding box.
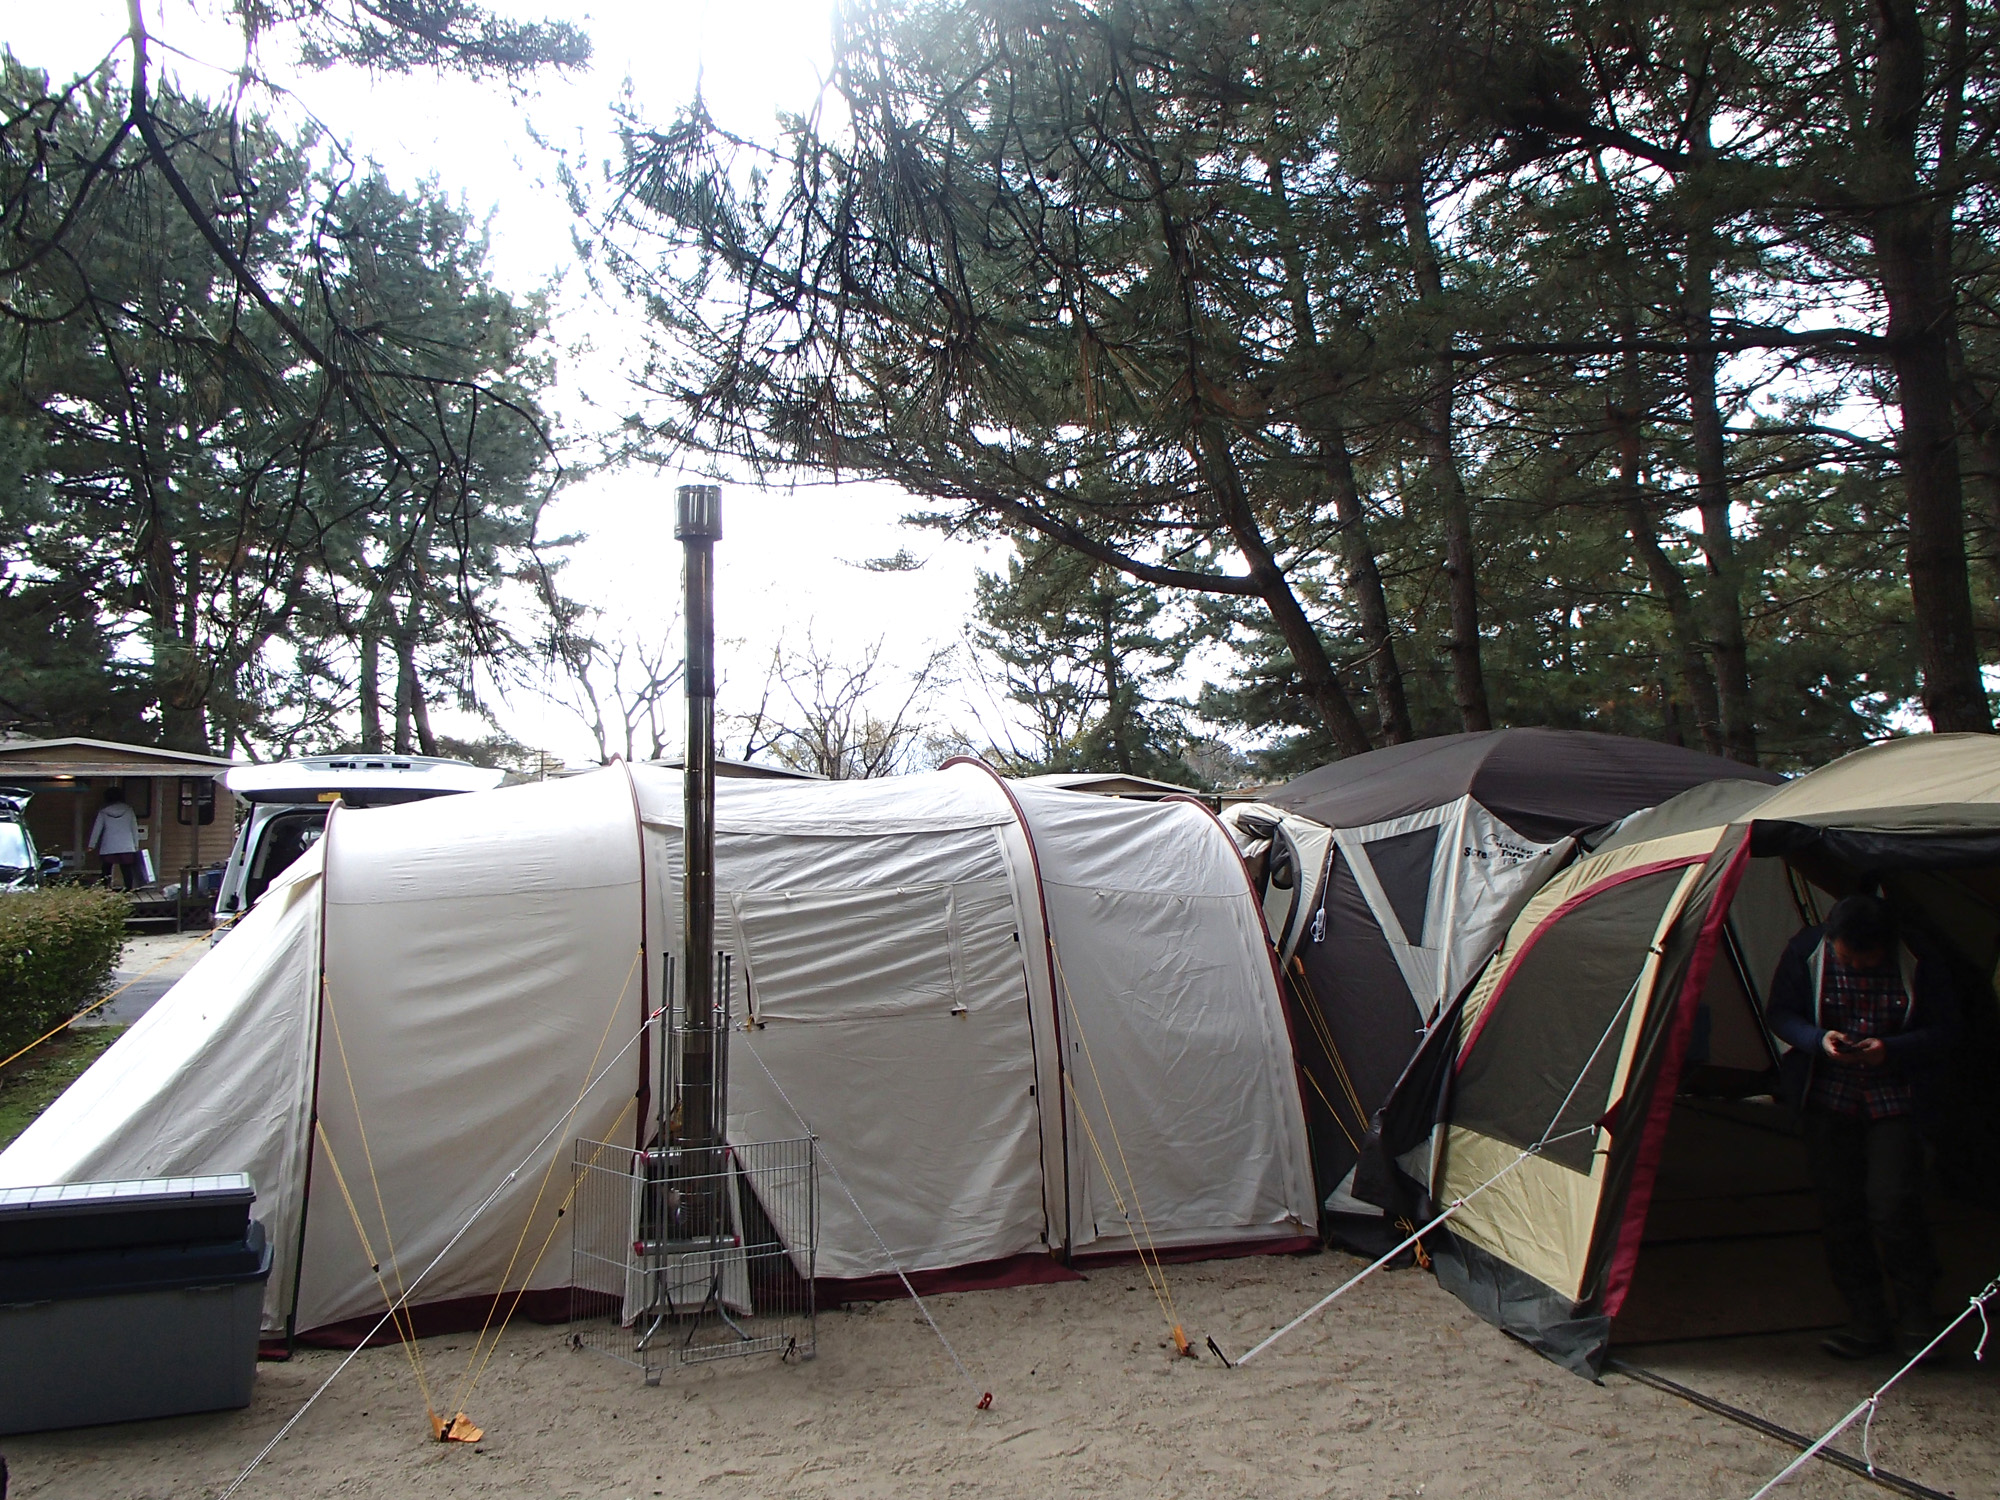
[78,930,211,1027]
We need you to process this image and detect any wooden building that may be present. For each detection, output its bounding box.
[0,737,240,886]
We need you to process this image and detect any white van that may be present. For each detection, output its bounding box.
[214,755,506,927]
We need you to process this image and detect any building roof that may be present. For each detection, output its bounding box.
[0,737,239,779]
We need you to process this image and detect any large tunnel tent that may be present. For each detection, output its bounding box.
[1357,735,2000,1375]
[1228,729,1779,1247]
[0,763,1315,1341]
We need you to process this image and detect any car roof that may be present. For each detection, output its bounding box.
[226,755,505,803]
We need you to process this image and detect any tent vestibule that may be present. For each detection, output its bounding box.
[1358,735,2000,1375]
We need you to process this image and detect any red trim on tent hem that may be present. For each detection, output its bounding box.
[819,1250,1084,1303]
[1072,1231,1318,1271]
[1598,834,1754,1318]
[287,1236,1321,1345]
[1455,856,1704,1068]
[293,1288,593,1348]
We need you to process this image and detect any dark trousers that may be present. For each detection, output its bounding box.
[1803,1110,1937,1333]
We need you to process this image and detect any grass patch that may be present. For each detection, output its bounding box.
[0,1025,126,1151]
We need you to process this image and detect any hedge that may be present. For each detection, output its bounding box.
[0,888,129,1059]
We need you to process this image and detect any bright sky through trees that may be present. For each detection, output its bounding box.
[6,0,1001,765]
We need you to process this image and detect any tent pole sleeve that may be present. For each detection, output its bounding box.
[942,756,1072,1262]
[1165,793,1318,1237]
[621,760,653,1153]
[289,801,338,1352]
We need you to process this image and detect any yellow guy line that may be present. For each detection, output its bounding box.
[314,1119,442,1419]
[446,945,644,1421]
[0,929,212,1072]
[1049,948,1185,1345]
[322,985,435,1407]
[1290,957,1368,1124]
[1061,1071,1177,1323]
[454,1097,638,1407]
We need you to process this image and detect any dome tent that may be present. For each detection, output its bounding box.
[1356,734,2000,1375]
[0,763,1315,1340]
[1227,729,1779,1245]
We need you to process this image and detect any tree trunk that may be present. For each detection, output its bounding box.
[1193,423,1374,757]
[393,632,414,754]
[1612,380,1724,753]
[393,590,438,757]
[1867,0,1991,730]
[1265,158,1413,744]
[1681,138,1760,764]
[1097,597,1135,774]
[408,643,438,757]
[134,433,206,751]
[359,622,385,752]
[1321,428,1415,743]
[1403,178,1491,731]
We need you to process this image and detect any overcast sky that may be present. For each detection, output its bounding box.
[11,1,1016,766]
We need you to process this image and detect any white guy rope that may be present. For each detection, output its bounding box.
[1235,967,1648,1366]
[738,1032,989,1404]
[1233,1122,1599,1365]
[1743,1272,2000,1500]
[217,1006,664,1499]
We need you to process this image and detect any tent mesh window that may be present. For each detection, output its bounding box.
[568,1135,817,1380]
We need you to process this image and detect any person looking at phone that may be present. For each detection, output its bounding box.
[1766,893,1958,1361]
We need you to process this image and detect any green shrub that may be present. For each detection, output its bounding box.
[0,888,130,1058]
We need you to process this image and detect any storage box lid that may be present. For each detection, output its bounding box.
[0,1175,256,1257]
[1,1220,271,1305]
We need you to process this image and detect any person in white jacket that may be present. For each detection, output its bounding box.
[88,787,143,891]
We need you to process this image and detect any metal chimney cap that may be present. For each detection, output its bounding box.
[675,484,723,540]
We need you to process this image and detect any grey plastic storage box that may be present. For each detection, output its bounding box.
[0,1175,271,1434]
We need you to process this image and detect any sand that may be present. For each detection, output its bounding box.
[6,1252,1995,1500]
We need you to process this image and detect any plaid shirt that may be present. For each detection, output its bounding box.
[1808,958,1915,1119]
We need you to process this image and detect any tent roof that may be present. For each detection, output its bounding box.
[1590,776,1786,854]
[1020,771,1203,800]
[1266,729,1782,843]
[1749,733,2000,828]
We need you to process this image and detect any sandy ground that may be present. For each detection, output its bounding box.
[6,1252,1995,1500]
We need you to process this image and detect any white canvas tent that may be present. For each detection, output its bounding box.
[0,763,1314,1338]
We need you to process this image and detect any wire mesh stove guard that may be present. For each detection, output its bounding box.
[568,1134,817,1380]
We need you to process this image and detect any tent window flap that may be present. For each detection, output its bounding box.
[1453,866,1692,1174]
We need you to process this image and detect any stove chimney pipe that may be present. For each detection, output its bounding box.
[674,483,722,1150]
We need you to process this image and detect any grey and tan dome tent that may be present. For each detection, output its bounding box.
[1226,729,1778,1246]
[1356,734,2000,1375]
